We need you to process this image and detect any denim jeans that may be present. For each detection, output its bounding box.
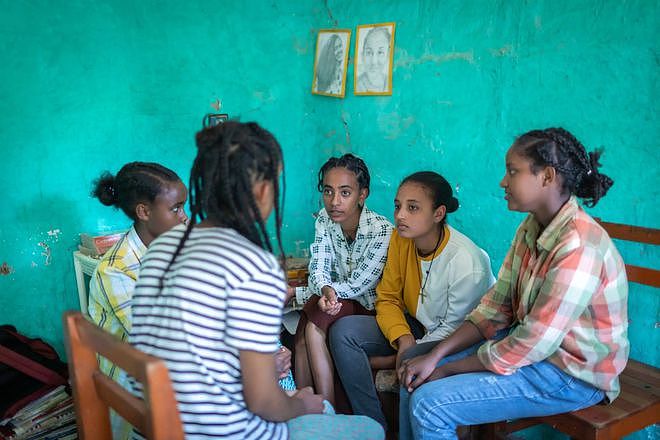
[398,340,604,440]
[329,315,426,430]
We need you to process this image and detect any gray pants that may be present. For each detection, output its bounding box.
[328,315,427,430]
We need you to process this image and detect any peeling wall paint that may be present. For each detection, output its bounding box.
[0,3,658,437]
[0,262,13,275]
[37,242,52,266]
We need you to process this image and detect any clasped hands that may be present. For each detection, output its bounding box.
[397,352,450,393]
[318,286,342,316]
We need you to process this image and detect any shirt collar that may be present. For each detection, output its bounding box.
[329,205,371,242]
[127,225,148,255]
[355,205,372,239]
[418,224,451,261]
[523,196,579,252]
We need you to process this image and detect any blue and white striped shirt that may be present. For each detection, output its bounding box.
[131,224,288,439]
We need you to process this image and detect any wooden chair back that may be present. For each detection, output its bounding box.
[595,218,660,287]
[63,311,184,440]
[483,219,660,439]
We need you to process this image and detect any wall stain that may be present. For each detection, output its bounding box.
[47,228,62,240]
[293,36,310,55]
[340,112,351,145]
[378,112,415,140]
[395,51,475,69]
[0,262,13,275]
[324,0,338,27]
[534,16,542,29]
[38,241,51,266]
[490,45,514,57]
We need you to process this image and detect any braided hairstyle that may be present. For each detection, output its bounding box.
[513,128,614,207]
[91,162,180,220]
[317,153,370,195]
[161,121,285,284]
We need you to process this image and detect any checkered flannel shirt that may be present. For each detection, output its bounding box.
[467,197,629,401]
[296,206,393,310]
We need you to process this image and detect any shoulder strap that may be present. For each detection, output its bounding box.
[0,326,59,360]
[0,345,66,386]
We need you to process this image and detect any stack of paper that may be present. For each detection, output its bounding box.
[0,386,77,440]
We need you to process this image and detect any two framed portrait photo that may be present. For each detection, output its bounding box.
[311,22,395,98]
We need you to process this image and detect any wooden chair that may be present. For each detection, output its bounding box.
[63,311,184,440]
[483,219,660,440]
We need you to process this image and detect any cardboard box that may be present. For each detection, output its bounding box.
[79,231,125,255]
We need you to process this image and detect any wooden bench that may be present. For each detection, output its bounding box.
[373,219,660,440]
[484,219,660,439]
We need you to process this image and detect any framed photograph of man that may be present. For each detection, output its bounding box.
[354,22,395,96]
[312,29,351,98]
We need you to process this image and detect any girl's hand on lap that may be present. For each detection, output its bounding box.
[292,386,325,414]
[318,286,340,313]
[398,353,437,392]
[324,301,343,316]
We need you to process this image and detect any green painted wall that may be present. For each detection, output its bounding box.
[1,1,657,437]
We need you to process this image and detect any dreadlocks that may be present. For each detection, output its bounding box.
[161,121,286,284]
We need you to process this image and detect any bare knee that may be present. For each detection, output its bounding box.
[306,322,326,344]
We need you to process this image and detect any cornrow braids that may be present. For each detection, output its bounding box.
[91,162,180,221]
[513,127,613,207]
[159,121,286,288]
[317,153,371,194]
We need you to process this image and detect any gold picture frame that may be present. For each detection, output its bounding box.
[354,22,396,96]
[312,29,351,98]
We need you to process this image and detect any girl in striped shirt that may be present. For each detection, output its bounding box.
[397,128,629,439]
[130,121,382,439]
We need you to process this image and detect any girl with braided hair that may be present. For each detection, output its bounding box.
[397,128,629,439]
[89,161,188,439]
[129,122,383,439]
[293,153,393,408]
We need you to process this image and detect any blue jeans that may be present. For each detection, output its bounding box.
[329,315,425,429]
[288,414,383,439]
[398,342,605,440]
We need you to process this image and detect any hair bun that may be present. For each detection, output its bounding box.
[446,196,459,213]
[91,172,119,206]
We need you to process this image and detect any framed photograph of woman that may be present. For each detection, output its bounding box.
[354,22,395,96]
[312,29,351,98]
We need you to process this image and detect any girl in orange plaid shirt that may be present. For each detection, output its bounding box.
[397,128,628,439]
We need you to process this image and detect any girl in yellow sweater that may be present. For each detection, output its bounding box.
[329,171,494,430]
